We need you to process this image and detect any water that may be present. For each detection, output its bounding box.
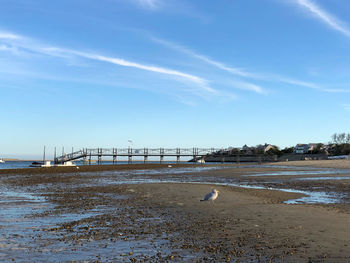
[0,160,210,169]
[297,176,350,181]
[0,161,34,169]
[242,169,350,177]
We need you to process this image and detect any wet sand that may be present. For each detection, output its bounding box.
[269,159,350,169]
[1,162,350,262]
[0,163,208,175]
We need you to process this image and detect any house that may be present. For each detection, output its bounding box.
[294,144,310,154]
[294,143,323,154]
[262,143,275,153]
[255,143,276,153]
[242,144,253,155]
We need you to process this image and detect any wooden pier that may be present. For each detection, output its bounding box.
[54,148,223,164]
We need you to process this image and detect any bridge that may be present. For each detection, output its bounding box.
[54,148,225,164]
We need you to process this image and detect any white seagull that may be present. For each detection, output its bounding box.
[200,188,219,202]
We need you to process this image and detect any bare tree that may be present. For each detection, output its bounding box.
[339,133,346,144]
[331,133,350,144]
[347,134,350,144]
[332,133,338,144]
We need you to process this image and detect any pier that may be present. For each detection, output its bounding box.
[54,148,222,164]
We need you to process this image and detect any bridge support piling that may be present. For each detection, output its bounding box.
[144,155,148,163]
[97,148,101,165]
[128,155,132,164]
[112,148,116,164]
[176,148,180,163]
[160,148,164,163]
[193,155,197,163]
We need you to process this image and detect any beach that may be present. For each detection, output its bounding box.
[1,160,350,262]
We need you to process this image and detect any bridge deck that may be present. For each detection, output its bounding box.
[54,148,229,164]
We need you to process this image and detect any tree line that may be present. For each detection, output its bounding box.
[215,133,350,157]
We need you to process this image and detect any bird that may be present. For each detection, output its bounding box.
[200,188,219,202]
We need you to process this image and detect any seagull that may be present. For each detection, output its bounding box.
[200,188,219,202]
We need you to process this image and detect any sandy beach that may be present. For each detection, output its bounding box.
[1,161,350,262]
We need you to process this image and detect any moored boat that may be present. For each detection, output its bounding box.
[29,161,43,167]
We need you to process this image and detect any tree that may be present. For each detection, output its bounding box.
[281,146,294,154]
[329,133,350,155]
[332,132,350,144]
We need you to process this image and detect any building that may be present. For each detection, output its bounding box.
[294,144,311,154]
[242,144,253,155]
[294,143,323,154]
[262,143,275,153]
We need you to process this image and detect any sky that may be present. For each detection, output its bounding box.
[1,0,350,158]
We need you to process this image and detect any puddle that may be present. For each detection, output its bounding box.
[296,176,350,181]
[0,190,44,204]
[242,170,350,177]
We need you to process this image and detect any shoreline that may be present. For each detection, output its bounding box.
[2,158,350,175]
[0,163,235,175]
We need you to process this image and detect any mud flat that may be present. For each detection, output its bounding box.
[269,159,350,169]
[1,165,350,262]
[0,163,222,175]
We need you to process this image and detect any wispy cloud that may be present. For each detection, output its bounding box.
[293,0,350,38]
[151,37,253,78]
[151,35,350,94]
[343,104,350,111]
[0,30,223,102]
[325,88,350,93]
[151,37,268,94]
[76,52,214,92]
[232,82,265,94]
[0,31,22,40]
[151,36,330,93]
[39,47,216,94]
[132,0,161,10]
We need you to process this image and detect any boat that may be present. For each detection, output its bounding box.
[30,161,43,167]
[197,159,205,164]
[55,161,76,167]
[0,158,5,163]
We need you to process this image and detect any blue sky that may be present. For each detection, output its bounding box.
[1,0,350,158]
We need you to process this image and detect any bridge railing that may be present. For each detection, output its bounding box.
[54,147,236,163]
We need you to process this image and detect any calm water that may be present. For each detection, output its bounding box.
[0,161,34,169]
[0,160,198,169]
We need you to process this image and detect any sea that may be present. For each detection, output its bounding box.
[0,160,195,169]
